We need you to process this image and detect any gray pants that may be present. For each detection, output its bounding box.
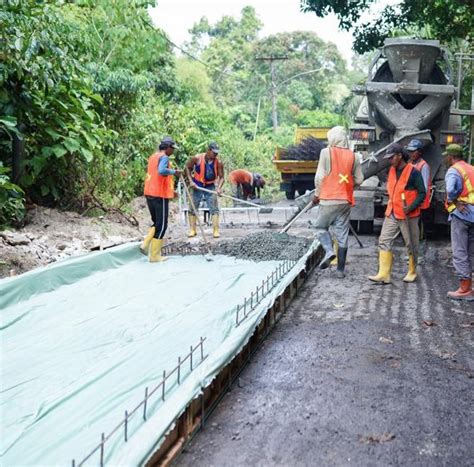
[379,214,419,254]
[313,204,351,248]
[451,215,474,279]
[192,188,219,215]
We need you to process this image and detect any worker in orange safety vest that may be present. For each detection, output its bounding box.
[444,144,474,301]
[228,169,266,203]
[142,136,181,262]
[369,143,426,284]
[185,142,224,238]
[313,126,363,278]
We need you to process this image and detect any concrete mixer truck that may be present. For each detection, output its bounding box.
[349,38,469,233]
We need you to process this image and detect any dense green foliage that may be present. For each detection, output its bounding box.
[301,0,473,53]
[0,1,357,225]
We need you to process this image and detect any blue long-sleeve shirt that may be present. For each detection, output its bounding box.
[158,155,176,176]
[445,166,474,222]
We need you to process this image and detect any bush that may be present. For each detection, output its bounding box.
[0,163,25,227]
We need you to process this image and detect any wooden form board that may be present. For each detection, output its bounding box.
[146,245,323,466]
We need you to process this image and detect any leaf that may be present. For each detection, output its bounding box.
[40,185,50,196]
[422,320,438,327]
[63,137,80,153]
[45,128,62,141]
[80,148,93,162]
[360,432,395,444]
[379,336,393,344]
[51,145,67,158]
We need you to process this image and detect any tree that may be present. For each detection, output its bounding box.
[301,0,474,53]
[0,0,106,204]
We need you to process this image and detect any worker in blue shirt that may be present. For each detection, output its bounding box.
[444,144,474,301]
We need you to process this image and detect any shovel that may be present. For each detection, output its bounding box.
[180,176,213,261]
[195,186,273,213]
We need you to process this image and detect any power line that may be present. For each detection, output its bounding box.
[160,32,235,78]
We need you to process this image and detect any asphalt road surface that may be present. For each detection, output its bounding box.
[177,235,474,467]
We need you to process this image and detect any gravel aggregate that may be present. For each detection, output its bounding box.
[214,231,312,262]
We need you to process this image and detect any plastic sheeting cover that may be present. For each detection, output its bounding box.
[0,242,317,466]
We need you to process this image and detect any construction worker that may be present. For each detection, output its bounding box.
[185,142,224,238]
[228,169,266,202]
[141,136,181,262]
[406,138,431,210]
[406,138,431,248]
[444,144,474,301]
[313,126,363,278]
[369,143,426,284]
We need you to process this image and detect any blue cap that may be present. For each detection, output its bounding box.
[405,139,423,151]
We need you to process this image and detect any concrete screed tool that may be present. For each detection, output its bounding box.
[180,176,214,261]
[195,186,274,214]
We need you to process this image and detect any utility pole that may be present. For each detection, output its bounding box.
[255,55,288,132]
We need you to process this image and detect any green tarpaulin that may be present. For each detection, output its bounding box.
[0,241,316,466]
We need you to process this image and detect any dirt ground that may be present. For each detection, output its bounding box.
[0,198,198,279]
[177,235,474,467]
[0,197,305,279]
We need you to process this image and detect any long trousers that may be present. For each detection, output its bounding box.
[378,214,419,254]
[146,196,169,239]
[451,214,474,279]
[313,204,351,248]
[192,188,219,215]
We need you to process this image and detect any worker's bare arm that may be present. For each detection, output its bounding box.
[185,156,198,187]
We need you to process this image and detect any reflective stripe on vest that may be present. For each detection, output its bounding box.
[411,158,431,209]
[319,147,355,206]
[143,153,175,199]
[193,153,218,186]
[446,160,474,213]
[385,164,421,219]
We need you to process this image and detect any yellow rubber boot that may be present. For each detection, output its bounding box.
[139,227,155,255]
[368,250,393,284]
[330,241,338,266]
[403,254,417,283]
[188,215,197,238]
[148,238,168,263]
[212,214,220,238]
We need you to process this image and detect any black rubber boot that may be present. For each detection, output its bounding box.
[336,247,348,279]
[318,231,336,269]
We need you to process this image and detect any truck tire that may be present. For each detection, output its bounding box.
[285,190,295,200]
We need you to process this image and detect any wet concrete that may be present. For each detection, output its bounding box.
[176,235,474,466]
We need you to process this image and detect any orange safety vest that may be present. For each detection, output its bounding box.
[385,164,421,219]
[193,153,219,186]
[320,147,355,206]
[411,158,431,209]
[445,160,474,213]
[143,153,175,199]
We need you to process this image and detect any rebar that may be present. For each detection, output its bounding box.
[74,338,208,467]
[162,370,166,401]
[124,411,128,442]
[143,387,148,421]
[100,433,105,467]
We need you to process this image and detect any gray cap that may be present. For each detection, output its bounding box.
[208,142,220,154]
[161,136,178,149]
[383,143,404,159]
